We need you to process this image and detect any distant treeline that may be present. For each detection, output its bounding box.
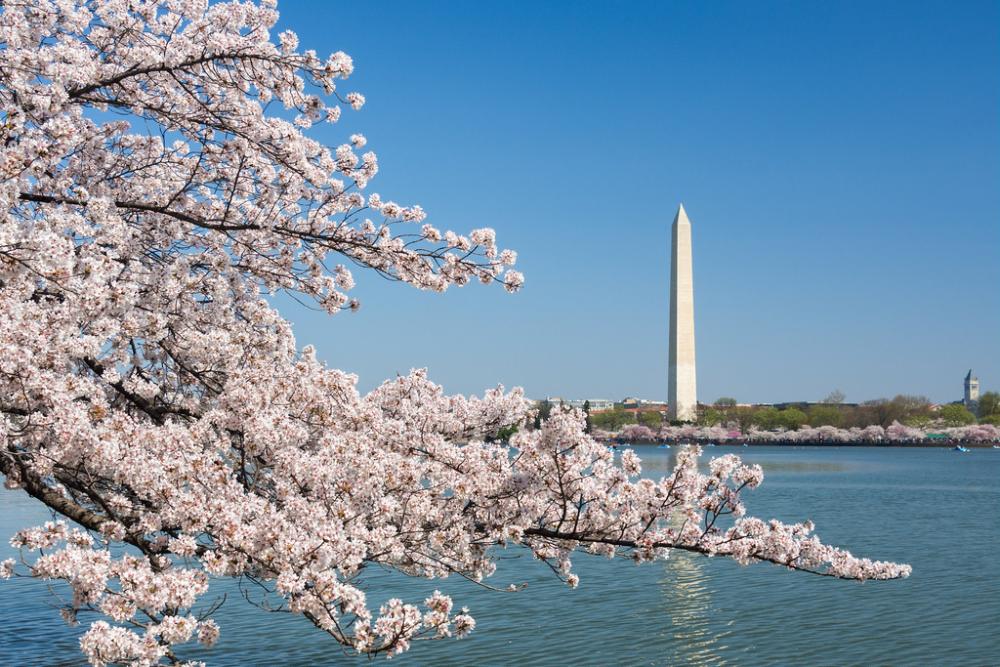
[607,422,1000,445]
[535,392,1000,434]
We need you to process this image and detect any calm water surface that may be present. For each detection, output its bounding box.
[2,447,998,665]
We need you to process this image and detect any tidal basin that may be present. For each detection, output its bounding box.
[2,446,998,666]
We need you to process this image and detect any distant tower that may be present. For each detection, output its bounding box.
[668,204,697,422]
[964,370,979,410]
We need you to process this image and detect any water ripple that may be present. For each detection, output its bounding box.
[2,447,999,665]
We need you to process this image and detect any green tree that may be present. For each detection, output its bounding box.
[939,403,976,426]
[778,408,807,430]
[714,397,737,408]
[639,410,662,428]
[590,407,635,431]
[733,406,756,434]
[698,408,724,426]
[752,407,781,430]
[807,405,843,427]
[903,414,932,429]
[977,391,1000,419]
[589,409,610,431]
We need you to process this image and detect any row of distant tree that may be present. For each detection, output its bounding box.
[614,421,1000,444]
[536,390,1000,434]
[697,392,999,432]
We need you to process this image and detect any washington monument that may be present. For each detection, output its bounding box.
[668,204,697,422]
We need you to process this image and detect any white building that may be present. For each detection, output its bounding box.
[544,397,614,411]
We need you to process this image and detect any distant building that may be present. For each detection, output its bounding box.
[573,399,614,412]
[543,397,614,412]
[612,397,668,417]
[538,396,673,415]
[618,397,667,409]
[964,370,980,411]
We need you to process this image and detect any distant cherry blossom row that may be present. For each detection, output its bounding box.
[612,422,1000,443]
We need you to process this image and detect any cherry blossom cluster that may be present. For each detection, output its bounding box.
[0,1,908,664]
[0,0,521,313]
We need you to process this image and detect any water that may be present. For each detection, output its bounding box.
[2,447,998,666]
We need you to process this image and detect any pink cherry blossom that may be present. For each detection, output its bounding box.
[0,1,910,663]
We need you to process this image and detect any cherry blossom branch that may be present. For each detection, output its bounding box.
[0,2,905,664]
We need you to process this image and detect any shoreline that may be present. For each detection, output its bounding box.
[602,440,1000,449]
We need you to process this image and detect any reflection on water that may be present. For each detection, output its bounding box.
[639,450,678,476]
[659,553,727,666]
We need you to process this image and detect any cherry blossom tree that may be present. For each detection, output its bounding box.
[1,1,910,664]
[887,421,926,442]
[618,424,655,441]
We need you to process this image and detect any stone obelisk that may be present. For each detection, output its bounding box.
[668,204,697,422]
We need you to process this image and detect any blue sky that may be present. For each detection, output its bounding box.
[273,0,999,404]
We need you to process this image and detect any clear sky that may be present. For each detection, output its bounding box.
[272,0,999,405]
